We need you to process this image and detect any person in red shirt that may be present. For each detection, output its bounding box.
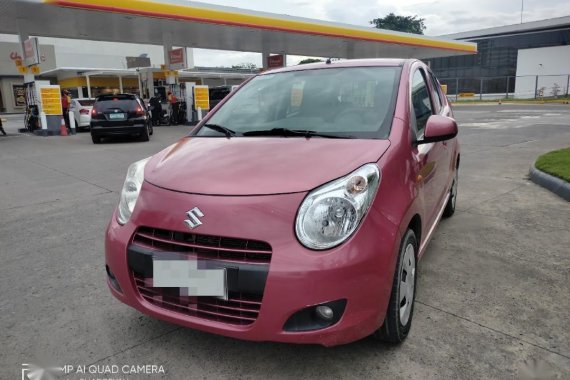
[167,91,179,125]
[61,90,71,131]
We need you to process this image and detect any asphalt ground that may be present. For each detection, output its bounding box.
[1,104,569,379]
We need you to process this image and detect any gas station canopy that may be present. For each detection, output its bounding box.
[1,0,477,59]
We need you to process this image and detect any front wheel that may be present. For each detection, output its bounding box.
[91,135,101,144]
[373,229,417,343]
[443,168,458,218]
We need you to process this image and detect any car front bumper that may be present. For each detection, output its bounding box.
[105,181,400,346]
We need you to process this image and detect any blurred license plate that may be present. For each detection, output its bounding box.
[153,259,228,299]
[109,113,125,119]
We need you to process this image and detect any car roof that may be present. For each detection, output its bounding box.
[261,58,412,75]
[96,94,138,101]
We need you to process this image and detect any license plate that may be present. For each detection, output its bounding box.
[152,259,228,299]
[109,113,125,119]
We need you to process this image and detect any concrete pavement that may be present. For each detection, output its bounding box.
[1,105,569,379]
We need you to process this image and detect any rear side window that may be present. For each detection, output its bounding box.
[411,69,433,137]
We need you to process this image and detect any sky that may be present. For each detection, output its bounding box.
[193,0,570,66]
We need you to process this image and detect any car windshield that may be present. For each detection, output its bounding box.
[194,66,402,139]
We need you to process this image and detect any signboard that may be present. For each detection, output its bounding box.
[12,84,26,107]
[126,56,151,68]
[194,85,210,110]
[39,86,63,115]
[267,54,284,69]
[169,48,187,70]
[23,37,40,67]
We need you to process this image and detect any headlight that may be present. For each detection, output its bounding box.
[295,163,381,250]
[117,157,151,225]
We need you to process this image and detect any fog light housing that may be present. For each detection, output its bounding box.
[106,265,122,293]
[283,299,347,332]
[316,305,334,321]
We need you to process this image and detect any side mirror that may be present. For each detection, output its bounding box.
[418,115,458,144]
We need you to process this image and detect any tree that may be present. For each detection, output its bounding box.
[370,13,426,35]
[298,58,323,65]
[232,63,257,70]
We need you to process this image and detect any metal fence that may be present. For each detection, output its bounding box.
[439,74,570,101]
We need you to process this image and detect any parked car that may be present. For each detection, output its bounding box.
[90,94,153,144]
[105,59,459,346]
[69,98,95,130]
[209,85,232,109]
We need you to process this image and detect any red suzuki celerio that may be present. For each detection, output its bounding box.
[105,59,459,346]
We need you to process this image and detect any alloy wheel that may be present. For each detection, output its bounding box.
[399,243,416,326]
[451,170,458,209]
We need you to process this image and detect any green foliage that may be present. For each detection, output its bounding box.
[298,58,323,65]
[232,63,258,70]
[370,13,426,35]
[535,148,570,182]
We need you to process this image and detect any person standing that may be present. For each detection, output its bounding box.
[61,90,71,132]
[149,96,162,126]
[167,91,179,125]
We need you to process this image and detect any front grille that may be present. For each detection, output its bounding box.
[134,274,261,325]
[132,227,272,264]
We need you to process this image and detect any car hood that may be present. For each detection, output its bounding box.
[145,137,391,196]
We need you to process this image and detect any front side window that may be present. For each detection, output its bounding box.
[194,66,402,139]
[411,69,433,137]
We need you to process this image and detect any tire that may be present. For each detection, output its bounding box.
[91,135,101,144]
[443,168,458,218]
[374,229,418,343]
[140,125,150,142]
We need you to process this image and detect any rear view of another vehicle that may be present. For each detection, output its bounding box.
[70,98,95,130]
[208,86,232,109]
[90,94,153,144]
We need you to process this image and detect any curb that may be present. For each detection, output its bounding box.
[529,165,570,202]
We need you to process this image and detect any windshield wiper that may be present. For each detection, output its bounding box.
[202,123,237,137]
[243,128,352,139]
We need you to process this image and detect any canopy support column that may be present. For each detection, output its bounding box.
[262,50,269,70]
[86,75,91,98]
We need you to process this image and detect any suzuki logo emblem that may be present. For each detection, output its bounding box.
[184,207,204,229]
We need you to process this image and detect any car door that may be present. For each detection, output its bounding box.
[427,71,456,207]
[409,66,447,230]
